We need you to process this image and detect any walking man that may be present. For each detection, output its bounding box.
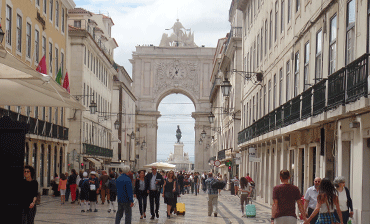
[99,171,110,205]
[205,173,218,217]
[115,165,134,224]
[304,177,321,224]
[271,170,306,224]
[145,166,164,219]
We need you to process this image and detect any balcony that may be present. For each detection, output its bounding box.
[224,27,242,53]
[83,143,113,158]
[0,108,69,141]
[238,54,369,145]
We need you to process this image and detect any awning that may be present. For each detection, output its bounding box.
[0,45,84,109]
[86,158,102,169]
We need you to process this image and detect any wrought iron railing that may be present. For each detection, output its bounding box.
[301,87,312,119]
[236,54,369,145]
[346,54,368,103]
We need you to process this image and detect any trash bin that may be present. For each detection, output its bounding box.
[230,182,234,195]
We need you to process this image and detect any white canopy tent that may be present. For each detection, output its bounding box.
[0,45,83,109]
[143,162,176,171]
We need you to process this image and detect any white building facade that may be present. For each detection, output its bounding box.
[235,0,370,222]
[67,8,118,170]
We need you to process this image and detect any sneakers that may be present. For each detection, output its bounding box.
[87,209,92,212]
[81,210,85,212]
[108,209,111,213]
[94,209,98,212]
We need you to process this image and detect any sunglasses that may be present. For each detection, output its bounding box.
[24,170,30,173]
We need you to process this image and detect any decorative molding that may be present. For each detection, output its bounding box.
[154,59,199,97]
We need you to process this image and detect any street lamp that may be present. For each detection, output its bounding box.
[208,112,215,124]
[221,78,232,97]
[114,119,120,130]
[0,25,4,43]
[89,99,97,114]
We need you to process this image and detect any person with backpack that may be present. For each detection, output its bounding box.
[79,172,90,212]
[99,170,110,205]
[88,171,100,212]
[205,172,219,217]
[108,172,117,213]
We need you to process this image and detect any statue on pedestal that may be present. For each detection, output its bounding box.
[176,125,182,143]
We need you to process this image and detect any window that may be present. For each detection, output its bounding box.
[54,107,58,124]
[270,11,273,49]
[42,36,46,57]
[279,68,283,105]
[275,2,278,42]
[49,0,53,21]
[74,20,81,28]
[43,0,47,14]
[42,107,46,120]
[49,42,53,73]
[48,107,52,122]
[61,52,64,75]
[273,74,277,109]
[296,0,300,12]
[36,0,40,6]
[265,20,268,55]
[60,107,63,127]
[61,8,65,32]
[55,48,58,75]
[294,52,299,97]
[264,85,266,115]
[281,0,284,33]
[16,15,22,52]
[286,60,290,101]
[35,107,39,118]
[260,89,263,118]
[329,15,337,75]
[257,34,260,68]
[346,0,355,64]
[304,42,310,90]
[260,27,263,61]
[55,1,59,27]
[315,30,322,83]
[26,23,31,58]
[83,83,86,105]
[288,0,291,22]
[35,30,40,62]
[256,93,259,120]
[6,5,12,45]
[87,50,90,68]
[268,80,271,112]
[84,47,86,65]
[253,41,256,71]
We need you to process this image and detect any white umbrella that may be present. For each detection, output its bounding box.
[143,162,176,170]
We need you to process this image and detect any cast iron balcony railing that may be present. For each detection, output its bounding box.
[346,54,368,103]
[0,108,69,140]
[237,54,368,145]
[301,87,313,119]
[225,27,242,52]
[328,68,346,109]
[313,79,327,116]
[83,143,113,158]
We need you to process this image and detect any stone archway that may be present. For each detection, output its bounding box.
[130,20,216,171]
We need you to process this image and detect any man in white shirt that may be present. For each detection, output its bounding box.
[145,166,163,220]
[304,177,321,224]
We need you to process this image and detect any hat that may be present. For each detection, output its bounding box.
[83,172,88,177]
[90,171,97,176]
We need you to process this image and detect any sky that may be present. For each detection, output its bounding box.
[73,0,232,162]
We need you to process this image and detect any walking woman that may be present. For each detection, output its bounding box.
[304,178,344,224]
[333,176,353,224]
[22,165,38,224]
[239,177,252,217]
[134,170,148,219]
[69,169,78,203]
[58,173,67,205]
[162,170,176,219]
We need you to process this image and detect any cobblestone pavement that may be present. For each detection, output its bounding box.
[30,190,301,224]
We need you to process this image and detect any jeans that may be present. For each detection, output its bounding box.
[115,202,132,224]
[334,210,350,224]
[194,184,198,195]
[136,190,147,215]
[149,190,160,216]
[191,182,194,193]
[308,207,319,224]
[65,186,70,201]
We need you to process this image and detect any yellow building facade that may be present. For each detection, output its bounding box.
[0,0,75,193]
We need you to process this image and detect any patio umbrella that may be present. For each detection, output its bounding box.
[143,162,176,170]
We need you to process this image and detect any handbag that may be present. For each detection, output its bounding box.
[164,191,174,199]
[325,200,340,224]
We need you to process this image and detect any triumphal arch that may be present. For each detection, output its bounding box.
[130,20,215,171]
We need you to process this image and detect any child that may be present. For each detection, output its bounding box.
[58,173,67,204]
[108,173,117,213]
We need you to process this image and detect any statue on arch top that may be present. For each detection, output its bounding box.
[160,19,197,47]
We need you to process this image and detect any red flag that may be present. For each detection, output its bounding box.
[62,72,70,93]
[36,55,47,75]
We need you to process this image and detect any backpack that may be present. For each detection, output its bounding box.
[109,179,117,193]
[211,178,226,189]
[104,178,110,188]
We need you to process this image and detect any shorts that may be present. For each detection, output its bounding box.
[60,189,66,195]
